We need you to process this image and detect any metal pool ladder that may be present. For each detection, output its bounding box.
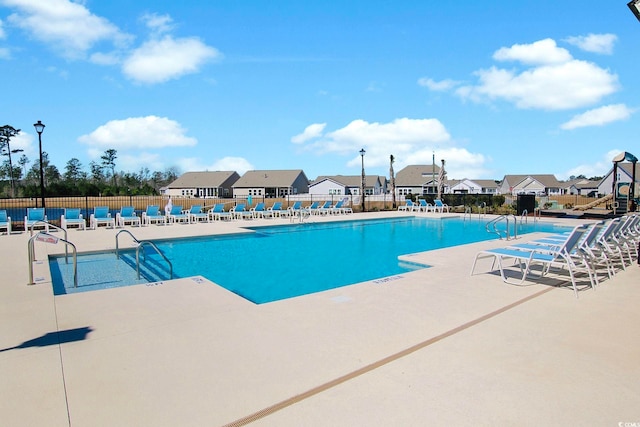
[115,230,173,280]
[485,214,518,240]
[28,231,77,287]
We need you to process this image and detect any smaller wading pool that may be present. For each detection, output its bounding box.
[50,217,569,303]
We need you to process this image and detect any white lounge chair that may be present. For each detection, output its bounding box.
[90,206,115,229]
[142,205,167,226]
[116,206,141,227]
[25,208,48,233]
[471,224,595,298]
[188,205,209,223]
[208,204,232,221]
[60,208,85,231]
[0,210,11,234]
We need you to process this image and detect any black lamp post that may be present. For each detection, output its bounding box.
[33,120,46,209]
[360,148,366,212]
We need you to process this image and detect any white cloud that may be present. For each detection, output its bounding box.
[3,0,131,59]
[122,35,220,84]
[560,104,633,130]
[456,39,619,110]
[78,116,197,149]
[417,77,460,91]
[141,13,174,36]
[493,38,572,65]
[291,123,326,144]
[565,33,617,55]
[292,117,489,178]
[176,156,254,175]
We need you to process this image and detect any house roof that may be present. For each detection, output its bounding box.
[313,175,385,187]
[396,165,441,187]
[233,169,308,187]
[502,174,562,188]
[167,171,238,189]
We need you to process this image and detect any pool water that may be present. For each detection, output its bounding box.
[50,217,567,303]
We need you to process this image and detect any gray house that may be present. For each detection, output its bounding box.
[233,170,309,198]
[394,165,442,197]
[166,171,240,198]
[498,174,563,196]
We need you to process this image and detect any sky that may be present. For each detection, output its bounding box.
[1,0,639,182]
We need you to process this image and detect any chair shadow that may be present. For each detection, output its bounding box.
[0,326,93,353]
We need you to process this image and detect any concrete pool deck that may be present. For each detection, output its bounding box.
[1,212,638,426]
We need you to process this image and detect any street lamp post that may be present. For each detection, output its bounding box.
[33,120,46,209]
[360,148,366,212]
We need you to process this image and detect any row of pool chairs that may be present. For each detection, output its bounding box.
[470,214,640,298]
[0,200,355,234]
[398,199,450,213]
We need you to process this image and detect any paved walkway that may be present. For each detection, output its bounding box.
[1,213,638,426]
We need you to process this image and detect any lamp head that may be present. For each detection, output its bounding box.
[33,120,45,134]
[360,148,366,156]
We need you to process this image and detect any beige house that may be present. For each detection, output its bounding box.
[394,165,442,197]
[232,170,309,198]
[498,174,563,196]
[166,171,240,198]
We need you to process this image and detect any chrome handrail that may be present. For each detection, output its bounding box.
[28,232,77,287]
[115,229,139,259]
[136,241,173,280]
[485,214,518,240]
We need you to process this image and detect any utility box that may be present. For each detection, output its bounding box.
[517,194,536,215]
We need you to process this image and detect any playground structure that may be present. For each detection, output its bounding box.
[611,151,637,215]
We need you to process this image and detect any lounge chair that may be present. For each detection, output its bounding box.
[90,206,115,229]
[188,205,209,223]
[230,203,253,220]
[250,202,273,219]
[0,210,11,234]
[398,200,417,212]
[60,208,85,231]
[25,208,48,233]
[116,206,141,227]
[208,203,232,221]
[168,205,189,224]
[287,201,303,215]
[142,205,167,226]
[267,202,286,217]
[433,199,449,213]
[315,201,333,215]
[417,199,433,212]
[471,224,595,298]
[305,201,321,214]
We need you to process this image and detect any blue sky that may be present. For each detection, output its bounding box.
[1,1,638,181]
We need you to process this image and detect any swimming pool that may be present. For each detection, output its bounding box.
[50,217,568,303]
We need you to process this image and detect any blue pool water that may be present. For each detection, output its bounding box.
[50,217,568,303]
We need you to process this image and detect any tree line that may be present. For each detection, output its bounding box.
[0,125,178,198]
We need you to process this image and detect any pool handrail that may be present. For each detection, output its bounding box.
[116,229,173,280]
[28,231,77,288]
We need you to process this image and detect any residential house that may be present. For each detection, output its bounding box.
[233,170,309,198]
[166,171,240,198]
[309,175,386,196]
[498,174,563,196]
[394,165,442,197]
[563,178,600,196]
[449,179,499,194]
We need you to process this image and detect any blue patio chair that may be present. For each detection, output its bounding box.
[305,201,321,214]
[250,202,273,219]
[208,204,232,221]
[267,201,286,217]
[168,205,190,224]
[230,203,253,220]
[0,209,11,234]
[398,200,416,212]
[142,205,167,226]
[60,208,85,231]
[433,199,449,213]
[287,201,303,215]
[116,206,141,227]
[90,206,115,229]
[188,205,209,223]
[25,208,48,233]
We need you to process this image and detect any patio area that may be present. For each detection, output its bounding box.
[1,212,638,426]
